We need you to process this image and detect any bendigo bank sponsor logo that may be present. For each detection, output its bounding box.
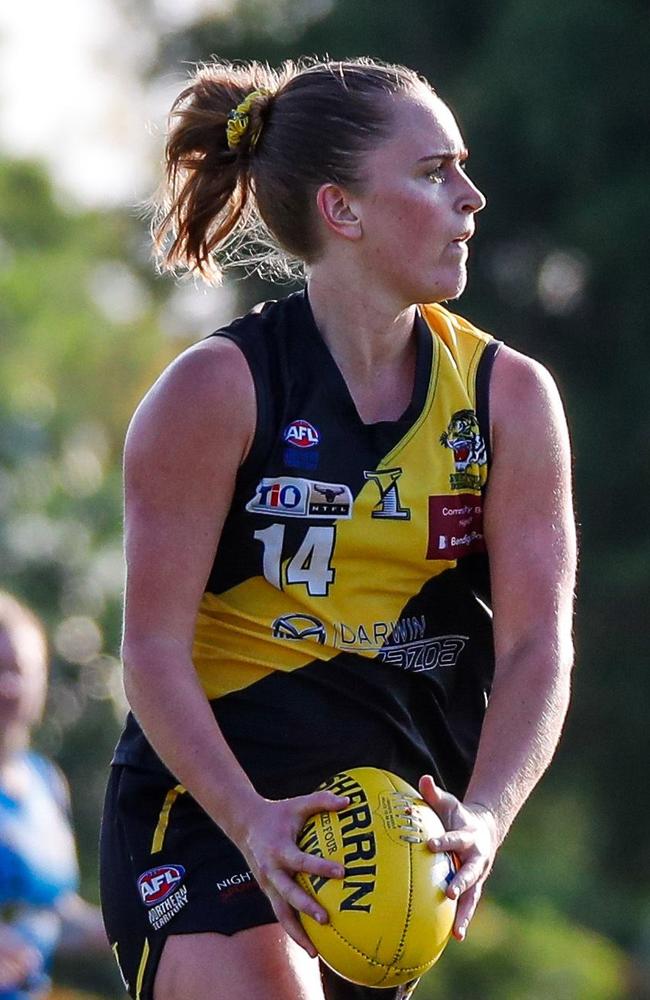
[247,477,352,519]
[137,865,185,907]
[299,772,377,913]
[426,493,485,559]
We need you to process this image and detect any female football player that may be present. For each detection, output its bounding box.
[100,57,576,1000]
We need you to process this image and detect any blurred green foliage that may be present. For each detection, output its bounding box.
[1,0,649,996]
[418,900,631,1000]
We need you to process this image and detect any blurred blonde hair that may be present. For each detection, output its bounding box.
[0,591,48,671]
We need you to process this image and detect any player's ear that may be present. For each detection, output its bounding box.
[316,183,362,242]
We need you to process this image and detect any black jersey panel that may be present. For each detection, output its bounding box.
[475,338,501,469]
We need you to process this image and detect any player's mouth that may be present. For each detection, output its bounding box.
[446,230,473,256]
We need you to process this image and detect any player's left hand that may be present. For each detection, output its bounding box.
[419,774,499,942]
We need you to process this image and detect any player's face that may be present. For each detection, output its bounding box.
[0,627,47,735]
[352,89,486,306]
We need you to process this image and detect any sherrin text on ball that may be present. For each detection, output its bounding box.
[296,767,457,988]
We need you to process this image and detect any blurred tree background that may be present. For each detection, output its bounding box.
[1,0,648,997]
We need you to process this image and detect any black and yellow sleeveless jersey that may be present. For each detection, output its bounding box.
[114,290,501,800]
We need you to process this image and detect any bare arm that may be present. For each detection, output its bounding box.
[121,336,346,955]
[121,337,259,832]
[422,344,577,937]
[467,345,576,832]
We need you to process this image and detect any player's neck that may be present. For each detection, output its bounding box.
[307,272,417,377]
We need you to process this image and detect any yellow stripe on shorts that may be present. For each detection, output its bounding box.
[135,938,150,1000]
[111,941,129,991]
[151,784,186,854]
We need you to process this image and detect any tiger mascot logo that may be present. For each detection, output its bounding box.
[440,409,487,490]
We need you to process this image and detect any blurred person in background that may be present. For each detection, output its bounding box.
[0,592,107,999]
[100,57,576,1000]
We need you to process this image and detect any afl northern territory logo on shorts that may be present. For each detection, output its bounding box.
[137,865,185,906]
[137,864,189,931]
[246,477,353,519]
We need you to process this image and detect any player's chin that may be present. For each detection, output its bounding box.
[424,273,468,305]
[421,258,469,303]
[443,266,469,301]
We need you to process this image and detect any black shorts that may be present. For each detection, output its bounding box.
[100,765,419,1000]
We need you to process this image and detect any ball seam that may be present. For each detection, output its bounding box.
[323,920,436,976]
[376,769,417,986]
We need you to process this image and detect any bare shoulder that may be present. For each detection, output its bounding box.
[125,335,256,469]
[483,346,576,646]
[484,342,575,555]
[490,344,568,444]
[121,337,256,634]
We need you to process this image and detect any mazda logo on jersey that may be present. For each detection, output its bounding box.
[246,477,353,519]
[272,614,327,644]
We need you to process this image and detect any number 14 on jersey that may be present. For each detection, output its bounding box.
[254,524,336,596]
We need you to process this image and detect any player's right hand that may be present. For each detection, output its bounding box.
[237,791,350,957]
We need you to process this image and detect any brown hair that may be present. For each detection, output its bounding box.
[151,56,429,284]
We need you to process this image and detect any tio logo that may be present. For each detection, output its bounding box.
[137,865,185,907]
[246,477,309,517]
[283,419,320,449]
[258,481,303,510]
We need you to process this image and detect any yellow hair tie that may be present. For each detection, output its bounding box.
[226,88,270,151]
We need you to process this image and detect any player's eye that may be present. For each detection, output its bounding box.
[426,166,444,183]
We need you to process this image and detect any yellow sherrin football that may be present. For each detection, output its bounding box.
[296,767,457,988]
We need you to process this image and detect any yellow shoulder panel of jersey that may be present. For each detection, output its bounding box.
[419,303,493,399]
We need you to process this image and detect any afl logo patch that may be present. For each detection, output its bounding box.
[137,865,185,907]
[283,419,319,449]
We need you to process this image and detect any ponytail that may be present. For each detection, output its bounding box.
[151,62,277,284]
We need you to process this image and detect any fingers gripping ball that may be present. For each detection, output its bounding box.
[296,767,457,988]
